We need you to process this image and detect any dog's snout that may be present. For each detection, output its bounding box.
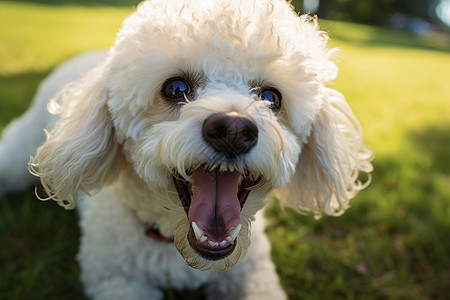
[202,112,258,159]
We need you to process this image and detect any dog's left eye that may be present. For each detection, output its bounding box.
[163,77,191,100]
[259,88,282,110]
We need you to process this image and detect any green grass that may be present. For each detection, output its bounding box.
[0,1,134,129]
[1,1,449,299]
[0,2,133,75]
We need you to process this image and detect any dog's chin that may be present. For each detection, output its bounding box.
[187,226,237,260]
[173,219,249,271]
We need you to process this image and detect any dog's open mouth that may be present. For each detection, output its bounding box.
[173,166,257,260]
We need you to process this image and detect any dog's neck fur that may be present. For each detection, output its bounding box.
[117,163,177,239]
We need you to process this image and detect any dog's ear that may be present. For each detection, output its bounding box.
[277,88,373,216]
[29,65,121,209]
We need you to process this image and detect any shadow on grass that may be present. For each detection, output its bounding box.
[0,190,86,299]
[0,71,49,129]
[409,124,450,175]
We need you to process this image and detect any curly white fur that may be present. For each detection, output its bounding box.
[1,0,373,299]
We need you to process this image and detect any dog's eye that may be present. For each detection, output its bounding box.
[259,88,282,110]
[163,77,191,100]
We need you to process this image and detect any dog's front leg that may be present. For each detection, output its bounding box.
[76,187,165,300]
[78,275,164,300]
[203,212,287,300]
[239,248,287,300]
[238,212,287,300]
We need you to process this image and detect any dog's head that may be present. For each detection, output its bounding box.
[30,0,373,271]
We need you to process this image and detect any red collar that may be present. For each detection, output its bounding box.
[143,222,174,243]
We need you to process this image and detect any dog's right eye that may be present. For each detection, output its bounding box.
[259,88,282,111]
[162,77,191,100]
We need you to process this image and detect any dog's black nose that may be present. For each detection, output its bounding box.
[202,112,258,159]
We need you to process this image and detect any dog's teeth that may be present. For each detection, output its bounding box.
[228,224,242,241]
[193,222,240,247]
[191,222,204,240]
[208,241,218,247]
[229,165,235,172]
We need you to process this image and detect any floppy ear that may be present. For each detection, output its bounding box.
[29,65,122,209]
[277,88,373,216]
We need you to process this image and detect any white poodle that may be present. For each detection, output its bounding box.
[0,0,373,299]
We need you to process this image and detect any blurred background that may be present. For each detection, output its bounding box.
[0,0,449,299]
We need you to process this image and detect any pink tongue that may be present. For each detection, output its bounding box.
[188,167,241,241]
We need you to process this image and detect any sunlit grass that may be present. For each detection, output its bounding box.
[1,1,449,299]
[321,21,450,155]
[0,1,133,75]
[336,47,450,154]
[0,1,132,128]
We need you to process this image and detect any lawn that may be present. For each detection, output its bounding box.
[1,1,449,299]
